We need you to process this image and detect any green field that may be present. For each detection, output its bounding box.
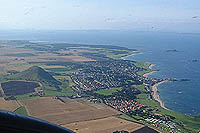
[133,62,152,76]
[117,114,142,124]
[14,106,28,116]
[15,93,38,100]
[95,87,122,96]
[44,75,76,97]
[46,68,71,72]
[106,50,137,59]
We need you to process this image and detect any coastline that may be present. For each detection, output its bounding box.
[121,52,143,60]
[122,53,169,110]
[143,64,170,110]
[143,70,158,77]
[152,80,169,110]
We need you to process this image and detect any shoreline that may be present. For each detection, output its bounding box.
[143,70,158,77]
[121,52,143,60]
[121,53,170,110]
[143,64,170,110]
[152,80,169,110]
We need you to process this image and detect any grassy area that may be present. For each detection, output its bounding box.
[106,50,136,59]
[14,106,28,116]
[136,93,148,99]
[134,84,146,92]
[125,80,136,85]
[117,114,141,124]
[94,87,122,96]
[133,62,152,76]
[46,68,71,72]
[134,62,149,68]
[54,76,75,87]
[15,93,38,100]
[134,85,149,99]
[44,76,76,97]
[44,85,76,97]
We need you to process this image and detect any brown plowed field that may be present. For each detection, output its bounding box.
[0,98,20,111]
[63,116,144,133]
[20,97,120,125]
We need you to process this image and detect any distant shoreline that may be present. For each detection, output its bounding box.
[121,52,142,60]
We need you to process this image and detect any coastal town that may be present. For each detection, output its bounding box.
[70,60,160,93]
[0,41,199,132]
[66,59,181,132]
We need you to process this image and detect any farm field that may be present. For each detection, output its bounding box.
[20,97,120,125]
[0,98,20,111]
[14,106,28,116]
[63,116,145,133]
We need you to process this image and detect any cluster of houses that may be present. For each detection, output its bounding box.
[29,90,45,97]
[103,95,177,129]
[88,98,101,104]
[104,96,146,113]
[145,118,176,129]
[65,60,180,131]
[70,60,159,92]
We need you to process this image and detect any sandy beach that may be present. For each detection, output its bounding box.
[121,52,143,60]
[149,64,155,69]
[152,80,169,110]
[143,64,158,77]
[143,70,158,77]
[142,64,169,110]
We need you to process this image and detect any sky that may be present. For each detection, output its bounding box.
[0,0,200,32]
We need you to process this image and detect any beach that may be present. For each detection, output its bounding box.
[143,70,158,77]
[121,52,143,60]
[152,80,169,110]
[143,64,158,77]
[143,64,169,110]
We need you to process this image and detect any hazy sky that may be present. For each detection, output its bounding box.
[0,0,200,32]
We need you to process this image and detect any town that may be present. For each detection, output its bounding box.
[67,59,179,131]
[70,60,160,93]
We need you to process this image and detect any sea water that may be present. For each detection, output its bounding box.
[0,30,200,115]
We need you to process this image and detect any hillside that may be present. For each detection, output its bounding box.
[8,66,60,86]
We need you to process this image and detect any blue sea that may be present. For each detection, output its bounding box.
[0,30,200,115]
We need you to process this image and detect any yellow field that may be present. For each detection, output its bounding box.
[20,97,120,125]
[63,116,144,133]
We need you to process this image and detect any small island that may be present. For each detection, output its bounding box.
[166,49,179,52]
